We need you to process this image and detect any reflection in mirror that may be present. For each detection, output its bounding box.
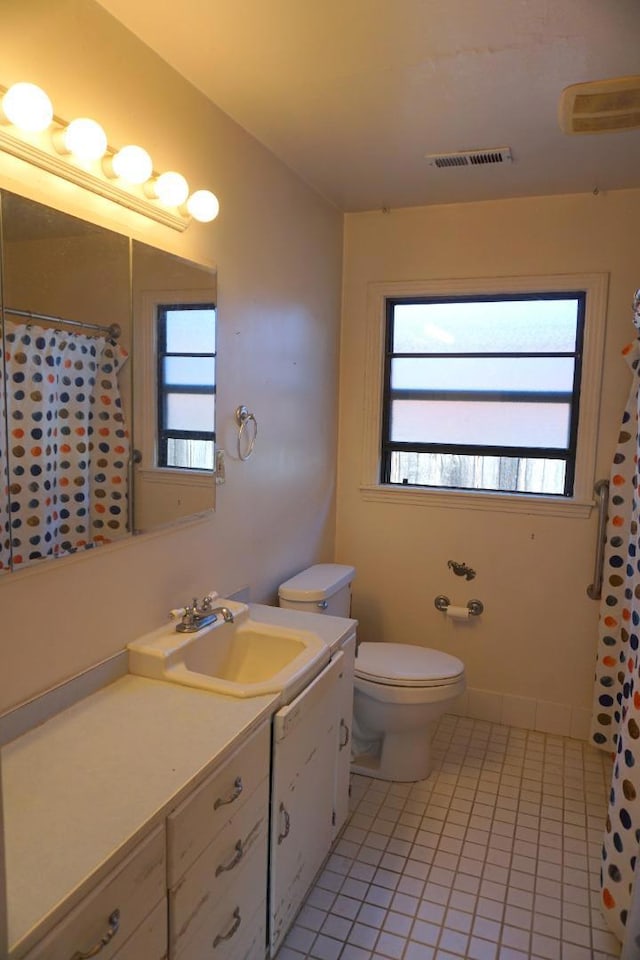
[131,241,216,532]
[0,191,218,575]
[0,307,7,573]
[0,192,131,574]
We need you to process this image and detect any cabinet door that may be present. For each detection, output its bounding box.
[269,654,343,957]
[334,633,356,839]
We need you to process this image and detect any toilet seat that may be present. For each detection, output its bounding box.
[355,642,464,688]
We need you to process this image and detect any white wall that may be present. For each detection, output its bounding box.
[2,3,635,733]
[337,189,640,735]
[0,0,343,713]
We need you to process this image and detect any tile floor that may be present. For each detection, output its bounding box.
[276,714,621,960]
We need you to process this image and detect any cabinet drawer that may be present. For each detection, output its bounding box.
[206,902,266,960]
[113,898,167,960]
[175,900,266,960]
[24,825,166,960]
[170,778,268,958]
[167,721,270,885]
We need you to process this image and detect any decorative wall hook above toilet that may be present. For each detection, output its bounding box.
[447,560,476,581]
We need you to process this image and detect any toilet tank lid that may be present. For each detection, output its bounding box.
[278,563,355,602]
[355,642,464,684]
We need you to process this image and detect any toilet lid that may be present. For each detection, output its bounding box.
[355,642,464,688]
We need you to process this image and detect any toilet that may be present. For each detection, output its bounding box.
[278,564,466,783]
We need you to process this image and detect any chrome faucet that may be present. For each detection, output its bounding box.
[175,597,235,633]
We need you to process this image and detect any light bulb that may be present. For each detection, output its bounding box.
[2,82,53,132]
[150,171,189,206]
[105,144,153,184]
[56,118,107,162]
[186,190,220,223]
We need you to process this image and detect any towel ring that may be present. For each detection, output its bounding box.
[235,405,258,461]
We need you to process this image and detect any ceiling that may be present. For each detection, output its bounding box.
[96,0,640,213]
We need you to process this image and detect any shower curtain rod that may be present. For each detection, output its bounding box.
[3,306,121,340]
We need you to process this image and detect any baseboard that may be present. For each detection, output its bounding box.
[448,687,591,741]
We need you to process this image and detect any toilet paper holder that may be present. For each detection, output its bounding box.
[435,595,484,617]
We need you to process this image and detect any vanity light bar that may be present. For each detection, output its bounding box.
[0,82,220,231]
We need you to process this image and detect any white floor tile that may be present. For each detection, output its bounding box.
[275,715,619,960]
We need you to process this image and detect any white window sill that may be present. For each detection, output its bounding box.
[138,468,214,489]
[359,483,594,518]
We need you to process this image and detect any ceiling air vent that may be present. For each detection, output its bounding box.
[425,147,513,168]
[559,75,640,134]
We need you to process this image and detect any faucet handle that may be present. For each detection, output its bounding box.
[182,603,197,626]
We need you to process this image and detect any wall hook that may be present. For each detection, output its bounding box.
[447,560,476,581]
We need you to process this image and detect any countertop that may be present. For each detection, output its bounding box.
[2,675,276,956]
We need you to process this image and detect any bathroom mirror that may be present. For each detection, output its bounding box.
[0,190,216,574]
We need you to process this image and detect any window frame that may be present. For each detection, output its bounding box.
[380,291,586,497]
[155,301,216,471]
[360,273,608,517]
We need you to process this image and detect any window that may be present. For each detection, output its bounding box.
[361,274,608,516]
[382,293,585,496]
[156,302,216,470]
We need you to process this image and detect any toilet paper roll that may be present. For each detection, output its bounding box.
[446,605,470,621]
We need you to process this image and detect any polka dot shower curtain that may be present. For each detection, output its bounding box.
[590,298,640,947]
[3,322,129,568]
[0,344,9,572]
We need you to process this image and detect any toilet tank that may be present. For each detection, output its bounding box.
[278,563,355,617]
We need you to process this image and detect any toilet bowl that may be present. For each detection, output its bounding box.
[351,642,465,782]
[278,564,466,783]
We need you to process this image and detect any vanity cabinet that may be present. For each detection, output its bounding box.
[22,824,166,960]
[269,653,345,957]
[3,613,356,960]
[2,676,276,960]
[167,722,270,960]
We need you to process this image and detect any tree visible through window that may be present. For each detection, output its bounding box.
[156,302,216,470]
[381,293,585,496]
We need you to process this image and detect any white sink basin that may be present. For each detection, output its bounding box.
[127,600,330,701]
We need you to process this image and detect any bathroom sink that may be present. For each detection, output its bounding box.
[127,600,330,701]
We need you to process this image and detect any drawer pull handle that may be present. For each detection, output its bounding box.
[214,776,243,810]
[278,802,290,844]
[339,718,351,750]
[213,907,241,948]
[70,908,120,959]
[215,839,244,876]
